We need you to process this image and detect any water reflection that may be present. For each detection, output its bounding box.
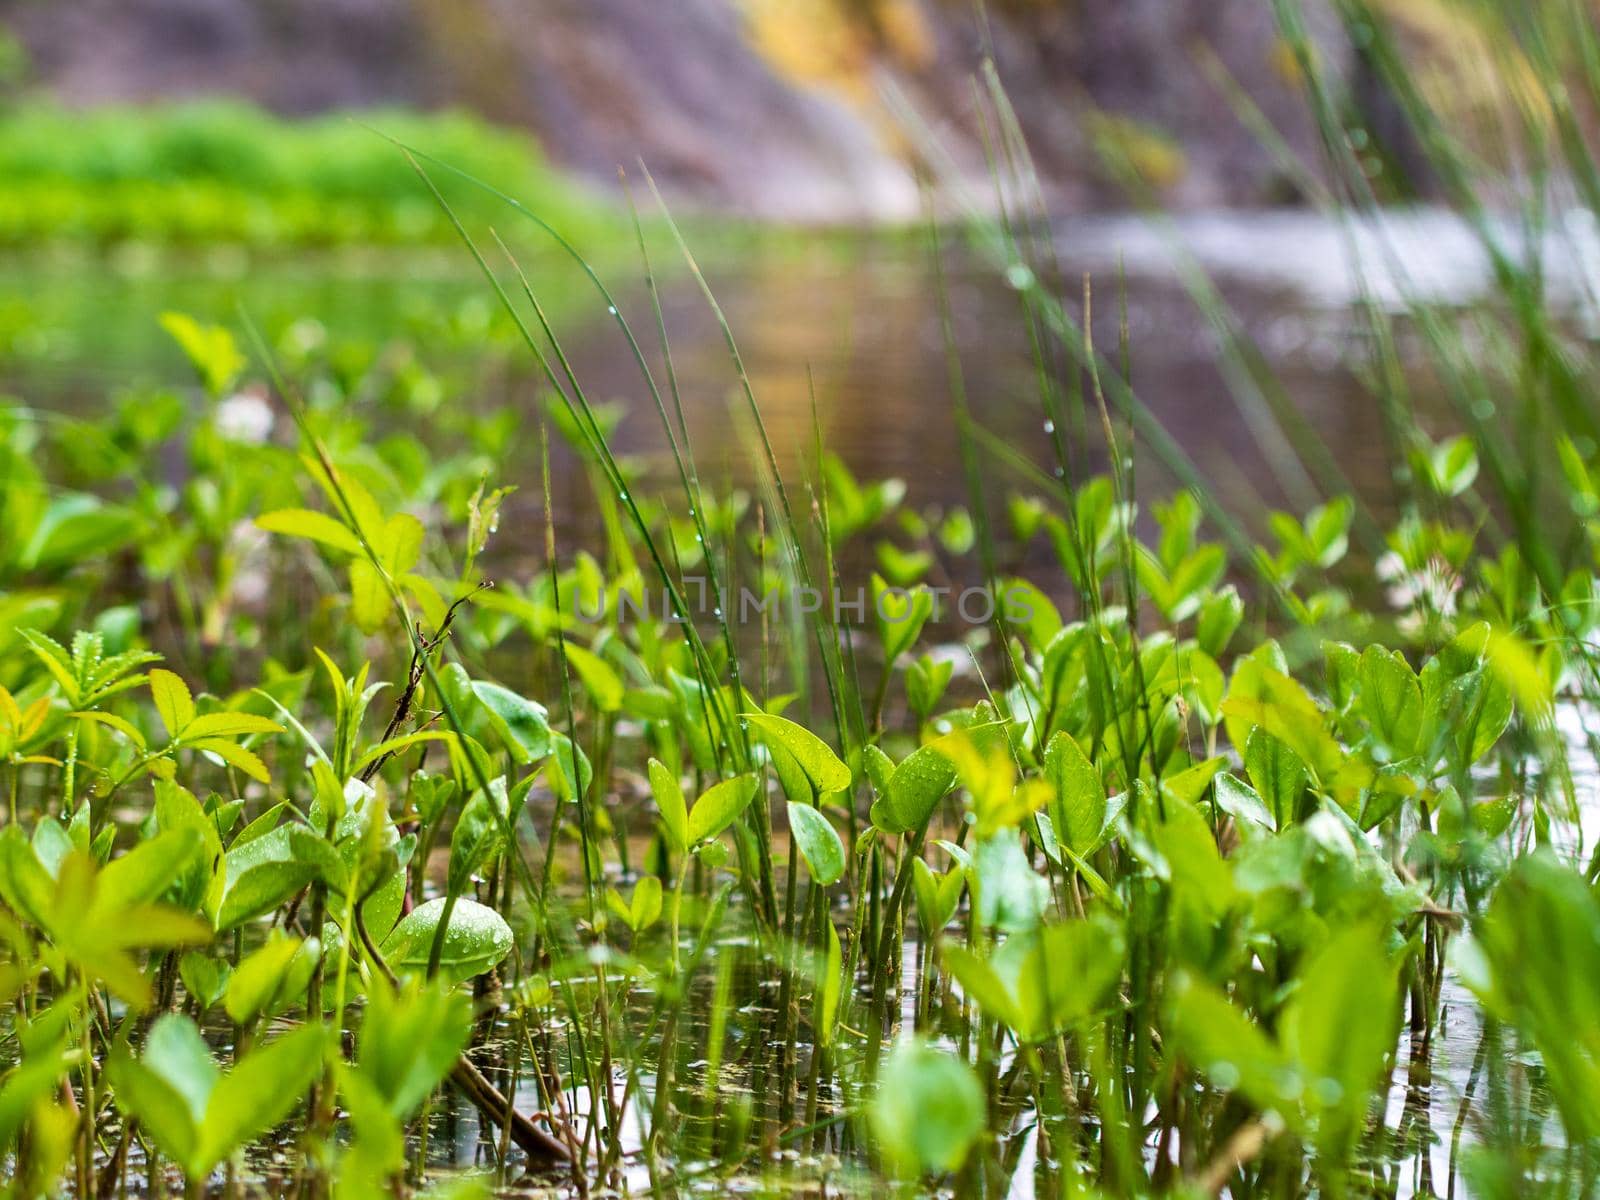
[0,216,1412,536]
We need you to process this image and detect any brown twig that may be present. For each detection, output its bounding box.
[359,582,490,784]
[354,899,572,1168]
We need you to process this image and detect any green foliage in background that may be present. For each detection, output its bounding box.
[0,101,602,249]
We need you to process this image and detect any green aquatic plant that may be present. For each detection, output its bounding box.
[0,1,1598,1191]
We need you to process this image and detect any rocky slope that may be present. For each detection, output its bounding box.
[0,0,1357,221]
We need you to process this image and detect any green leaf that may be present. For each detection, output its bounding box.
[766,739,815,807]
[786,802,845,886]
[380,898,513,987]
[628,876,663,930]
[1465,854,1600,1142]
[469,681,551,764]
[913,857,965,935]
[149,668,195,739]
[875,541,933,587]
[974,830,1048,933]
[1166,973,1295,1114]
[159,312,244,397]
[1045,731,1103,855]
[354,975,472,1120]
[1196,586,1244,657]
[138,1013,219,1128]
[1013,918,1125,1041]
[687,773,760,845]
[939,942,1017,1026]
[546,733,592,804]
[352,731,456,776]
[1359,645,1422,759]
[648,758,689,856]
[873,575,934,664]
[1213,772,1275,834]
[188,737,271,784]
[217,827,318,931]
[224,933,305,1025]
[179,712,285,741]
[106,1032,203,1172]
[195,1023,328,1176]
[1280,922,1401,1159]
[999,577,1062,648]
[871,1038,986,1177]
[1160,756,1226,807]
[561,644,625,713]
[742,713,850,795]
[255,508,363,556]
[349,558,390,634]
[1305,496,1353,567]
[1222,660,1355,797]
[1244,729,1305,829]
[0,829,54,929]
[179,953,229,1011]
[905,655,954,720]
[870,738,959,834]
[1434,668,1512,767]
[378,512,424,574]
[1425,435,1479,497]
[818,917,843,1046]
[96,828,201,913]
[21,495,137,573]
[447,780,507,896]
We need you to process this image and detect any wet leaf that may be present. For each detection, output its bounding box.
[380,898,513,987]
[786,801,845,886]
[742,713,850,795]
[687,773,759,845]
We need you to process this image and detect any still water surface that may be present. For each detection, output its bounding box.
[1,209,1456,529]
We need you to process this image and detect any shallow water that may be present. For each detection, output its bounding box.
[11,208,1596,533]
[0,213,1424,526]
[10,209,1597,1196]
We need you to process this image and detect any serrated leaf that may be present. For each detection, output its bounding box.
[150,669,195,739]
[255,508,363,556]
[179,712,285,742]
[189,738,271,784]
